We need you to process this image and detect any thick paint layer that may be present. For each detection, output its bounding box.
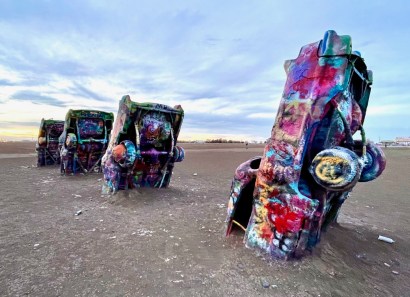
[59,109,114,175]
[102,95,184,193]
[226,30,386,259]
[36,119,64,166]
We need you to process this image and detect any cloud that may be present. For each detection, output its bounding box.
[11,90,67,107]
[366,104,410,116]
[247,112,277,119]
[0,79,16,86]
[0,121,39,128]
[68,82,112,102]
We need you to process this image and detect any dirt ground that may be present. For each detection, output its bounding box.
[0,142,409,297]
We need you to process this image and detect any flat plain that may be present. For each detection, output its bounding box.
[0,142,409,296]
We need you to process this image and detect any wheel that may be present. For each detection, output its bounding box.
[65,133,77,148]
[38,137,46,145]
[172,146,185,162]
[309,147,362,191]
[359,142,386,182]
[112,140,136,168]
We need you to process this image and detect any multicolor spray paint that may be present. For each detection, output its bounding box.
[102,95,184,193]
[226,31,386,259]
[36,119,64,166]
[59,109,114,175]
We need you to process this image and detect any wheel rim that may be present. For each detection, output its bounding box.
[309,147,362,191]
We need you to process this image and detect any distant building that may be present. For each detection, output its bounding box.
[395,137,410,146]
[380,140,395,147]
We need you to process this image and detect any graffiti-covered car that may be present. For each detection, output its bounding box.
[226,30,386,259]
[102,95,184,193]
[36,118,64,166]
[59,109,114,175]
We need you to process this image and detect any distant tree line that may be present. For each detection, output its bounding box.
[177,139,246,143]
[205,139,245,143]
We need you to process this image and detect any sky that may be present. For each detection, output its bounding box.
[0,0,409,142]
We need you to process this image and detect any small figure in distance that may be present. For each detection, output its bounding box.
[245,141,248,149]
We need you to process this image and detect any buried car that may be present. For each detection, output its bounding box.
[59,109,114,175]
[226,30,386,259]
[36,118,64,166]
[102,95,184,193]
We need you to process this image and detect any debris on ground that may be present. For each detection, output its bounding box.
[261,279,270,288]
[378,235,395,244]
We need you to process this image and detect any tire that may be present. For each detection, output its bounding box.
[115,140,137,168]
[38,137,46,145]
[172,146,185,162]
[359,142,386,182]
[65,133,77,148]
[309,147,362,191]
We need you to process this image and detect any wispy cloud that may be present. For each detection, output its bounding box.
[68,82,112,102]
[11,90,67,107]
[0,120,39,128]
[0,79,16,86]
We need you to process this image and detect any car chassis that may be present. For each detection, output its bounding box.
[226,31,386,259]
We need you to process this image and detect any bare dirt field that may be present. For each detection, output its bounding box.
[0,142,409,296]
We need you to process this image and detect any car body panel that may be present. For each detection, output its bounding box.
[226,31,386,259]
[59,109,114,175]
[102,95,184,193]
[36,119,64,166]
